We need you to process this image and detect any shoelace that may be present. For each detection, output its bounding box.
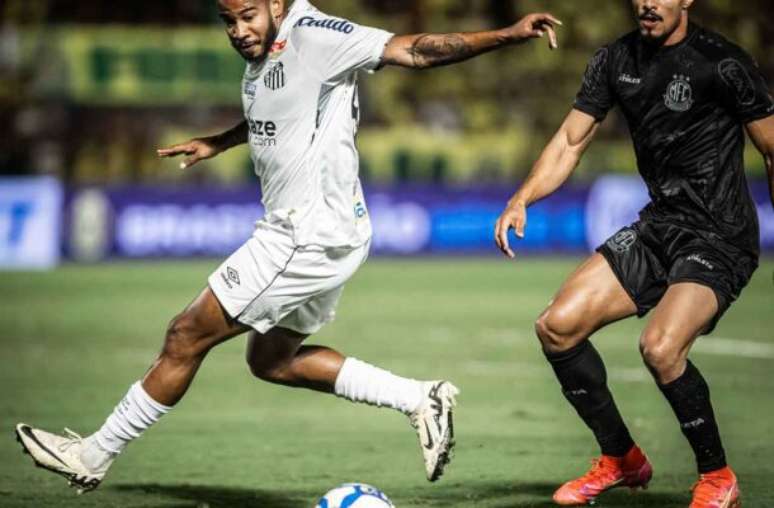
[57,428,84,453]
[580,458,620,485]
[691,475,729,504]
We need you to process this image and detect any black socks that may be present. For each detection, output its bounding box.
[545,341,635,457]
[658,360,727,474]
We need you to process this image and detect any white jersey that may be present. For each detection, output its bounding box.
[242,0,393,248]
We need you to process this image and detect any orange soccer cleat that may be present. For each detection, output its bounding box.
[552,445,653,506]
[689,466,741,508]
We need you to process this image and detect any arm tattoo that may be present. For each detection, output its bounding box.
[409,34,475,69]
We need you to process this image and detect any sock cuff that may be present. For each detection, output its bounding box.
[544,339,592,364]
[657,360,702,392]
[130,381,173,413]
[334,357,360,395]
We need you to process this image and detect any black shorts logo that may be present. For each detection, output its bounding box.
[608,229,637,254]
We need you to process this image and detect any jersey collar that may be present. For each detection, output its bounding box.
[640,21,699,56]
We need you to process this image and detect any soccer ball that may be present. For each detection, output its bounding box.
[315,483,395,508]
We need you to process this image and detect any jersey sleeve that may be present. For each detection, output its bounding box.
[573,46,615,121]
[715,49,774,124]
[290,15,394,83]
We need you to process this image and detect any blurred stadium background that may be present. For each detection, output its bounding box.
[1,0,773,265]
[1,1,773,507]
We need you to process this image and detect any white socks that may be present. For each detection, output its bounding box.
[80,361,421,470]
[81,381,171,469]
[334,357,424,414]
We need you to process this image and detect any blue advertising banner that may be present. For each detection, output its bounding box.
[0,177,63,269]
[63,178,773,261]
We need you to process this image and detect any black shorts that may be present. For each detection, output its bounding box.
[597,220,758,333]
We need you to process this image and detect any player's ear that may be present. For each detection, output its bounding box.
[268,0,284,21]
[680,0,695,10]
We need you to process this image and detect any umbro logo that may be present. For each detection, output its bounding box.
[227,267,241,286]
[221,267,241,289]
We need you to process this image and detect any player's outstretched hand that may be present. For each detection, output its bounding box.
[157,137,221,169]
[494,202,527,259]
[506,12,562,50]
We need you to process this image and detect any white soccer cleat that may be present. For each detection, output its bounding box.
[15,423,113,494]
[409,380,460,482]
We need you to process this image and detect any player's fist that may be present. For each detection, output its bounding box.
[157,137,222,169]
[494,201,527,259]
[504,12,562,50]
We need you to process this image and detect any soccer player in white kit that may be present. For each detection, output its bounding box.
[16,0,561,492]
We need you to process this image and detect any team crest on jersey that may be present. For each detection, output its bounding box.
[607,228,637,254]
[664,74,694,112]
[264,61,286,90]
[244,82,257,98]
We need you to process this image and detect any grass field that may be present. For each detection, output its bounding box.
[1,258,773,507]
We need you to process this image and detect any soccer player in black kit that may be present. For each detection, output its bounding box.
[495,0,773,506]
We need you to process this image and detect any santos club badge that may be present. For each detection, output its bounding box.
[664,74,694,112]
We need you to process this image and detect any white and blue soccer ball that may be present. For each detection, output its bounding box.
[315,483,395,508]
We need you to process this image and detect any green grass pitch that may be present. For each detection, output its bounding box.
[1,258,773,507]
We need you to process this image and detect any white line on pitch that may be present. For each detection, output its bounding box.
[694,337,774,360]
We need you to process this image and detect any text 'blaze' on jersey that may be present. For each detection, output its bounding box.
[574,23,774,257]
[241,0,393,248]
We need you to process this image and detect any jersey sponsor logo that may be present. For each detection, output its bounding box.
[247,119,278,147]
[718,58,756,107]
[270,39,287,56]
[244,82,257,98]
[664,74,694,112]
[607,228,637,254]
[295,16,355,34]
[264,61,286,90]
[618,73,641,85]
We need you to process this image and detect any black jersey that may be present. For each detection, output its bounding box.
[574,23,773,257]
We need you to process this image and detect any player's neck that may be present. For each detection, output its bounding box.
[661,15,690,47]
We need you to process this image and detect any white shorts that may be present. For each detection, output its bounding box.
[208,221,369,335]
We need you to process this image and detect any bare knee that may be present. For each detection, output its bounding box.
[248,357,294,384]
[535,306,587,354]
[639,329,686,383]
[162,313,212,362]
[245,328,307,385]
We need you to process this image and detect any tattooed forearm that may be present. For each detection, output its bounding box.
[408,34,476,69]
